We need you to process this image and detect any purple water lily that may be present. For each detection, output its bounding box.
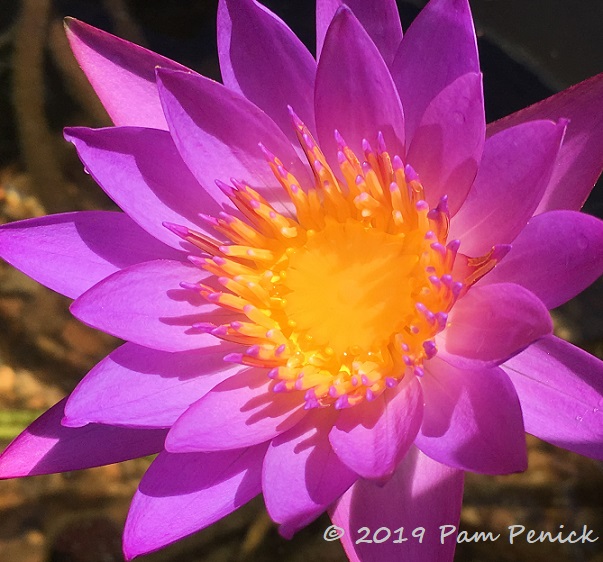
[1,0,602,560]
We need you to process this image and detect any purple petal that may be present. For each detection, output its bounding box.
[503,335,603,460]
[488,72,603,213]
[71,259,227,352]
[415,358,527,474]
[123,444,266,560]
[166,368,306,452]
[64,127,226,250]
[315,6,405,167]
[443,283,552,364]
[406,72,485,215]
[156,68,311,215]
[218,0,316,145]
[0,211,179,299]
[392,0,479,143]
[316,0,403,65]
[330,446,463,562]
[65,19,188,129]
[451,119,566,255]
[263,408,357,538]
[479,210,603,309]
[329,375,423,479]
[0,398,166,478]
[63,342,241,428]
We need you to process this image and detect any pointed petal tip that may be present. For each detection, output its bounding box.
[62,125,92,145]
[488,72,603,213]
[63,16,75,31]
[155,66,197,86]
[60,415,87,429]
[63,131,76,144]
[277,524,296,540]
[63,16,85,34]
[334,3,352,18]
[122,539,144,562]
[123,527,159,562]
[63,18,121,54]
[155,65,177,78]
[557,116,570,127]
[163,433,184,454]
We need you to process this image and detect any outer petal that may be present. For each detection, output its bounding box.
[329,375,423,480]
[218,0,316,144]
[156,68,311,215]
[503,335,603,460]
[263,408,357,538]
[123,444,267,560]
[0,398,166,478]
[64,127,226,249]
[0,211,179,299]
[165,368,306,452]
[479,210,603,309]
[65,19,188,129]
[392,0,478,142]
[330,446,464,562]
[406,72,485,214]
[450,120,566,255]
[488,73,603,213]
[443,283,552,364]
[63,342,241,428]
[415,358,527,474]
[316,0,403,65]
[71,260,227,352]
[315,6,405,167]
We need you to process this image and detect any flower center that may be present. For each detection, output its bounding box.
[167,109,503,409]
[283,219,418,356]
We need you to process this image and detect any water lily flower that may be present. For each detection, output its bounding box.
[1,0,602,560]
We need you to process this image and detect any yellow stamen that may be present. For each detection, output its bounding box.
[171,115,494,409]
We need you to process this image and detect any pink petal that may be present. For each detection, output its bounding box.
[479,210,603,309]
[65,19,188,129]
[165,368,306,452]
[316,0,403,65]
[329,375,423,479]
[63,342,241,428]
[406,72,485,215]
[503,335,603,460]
[488,72,603,213]
[392,0,478,143]
[156,68,311,215]
[0,211,179,299]
[64,127,226,250]
[0,398,166,478]
[263,408,357,538]
[123,444,267,560]
[450,119,566,255]
[71,260,227,352]
[415,358,527,474]
[315,6,405,167]
[330,446,463,562]
[443,283,552,364]
[218,0,316,145]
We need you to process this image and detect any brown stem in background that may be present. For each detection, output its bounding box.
[48,18,111,127]
[12,0,67,212]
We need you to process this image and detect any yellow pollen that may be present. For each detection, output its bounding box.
[283,219,417,356]
[174,114,504,409]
